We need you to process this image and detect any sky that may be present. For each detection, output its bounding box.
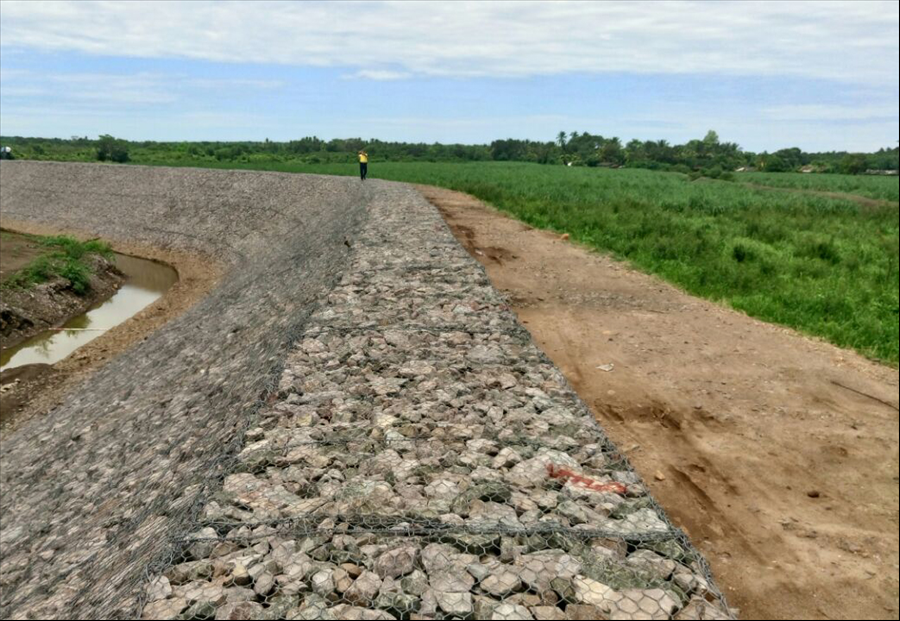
[0,1,897,152]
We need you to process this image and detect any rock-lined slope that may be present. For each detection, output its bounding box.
[0,162,368,619]
[0,162,731,620]
[143,182,733,620]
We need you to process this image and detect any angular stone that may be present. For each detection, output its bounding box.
[254,572,275,597]
[141,597,188,620]
[429,568,475,593]
[165,560,214,585]
[493,603,535,620]
[215,601,265,620]
[565,604,605,620]
[515,551,583,593]
[333,567,353,593]
[531,605,567,620]
[312,569,335,597]
[480,569,523,597]
[344,570,382,606]
[400,570,429,597]
[435,590,473,616]
[374,545,417,579]
[146,576,172,602]
[610,588,679,620]
[624,550,677,580]
[572,575,616,611]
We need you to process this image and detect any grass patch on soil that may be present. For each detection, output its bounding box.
[1,232,114,295]
[72,159,900,364]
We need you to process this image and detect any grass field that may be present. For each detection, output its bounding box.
[134,159,899,364]
[742,171,899,202]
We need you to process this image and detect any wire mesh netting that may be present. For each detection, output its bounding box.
[140,181,735,620]
[0,164,733,620]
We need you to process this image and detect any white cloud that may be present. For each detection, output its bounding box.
[0,1,896,85]
[344,70,411,81]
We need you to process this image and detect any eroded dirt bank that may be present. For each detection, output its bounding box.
[0,162,370,619]
[421,184,900,620]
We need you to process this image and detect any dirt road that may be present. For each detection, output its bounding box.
[421,185,900,620]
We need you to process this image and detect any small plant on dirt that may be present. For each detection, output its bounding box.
[2,234,114,295]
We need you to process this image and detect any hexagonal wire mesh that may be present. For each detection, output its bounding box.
[137,182,734,620]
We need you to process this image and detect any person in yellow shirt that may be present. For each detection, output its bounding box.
[358,150,368,180]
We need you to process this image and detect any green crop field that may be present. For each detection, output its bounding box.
[742,171,899,202]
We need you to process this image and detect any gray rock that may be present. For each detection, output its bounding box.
[435,591,473,616]
[374,545,417,579]
[311,569,335,597]
[344,570,382,606]
[215,601,265,620]
[254,572,275,597]
[492,603,534,620]
[531,605,567,620]
[146,576,172,602]
[480,568,523,597]
[141,597,188,620]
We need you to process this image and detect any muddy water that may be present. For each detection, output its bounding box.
[0,253,177,370]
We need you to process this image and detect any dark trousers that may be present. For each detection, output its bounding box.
[359,163,368,180]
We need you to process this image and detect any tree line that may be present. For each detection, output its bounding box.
[1,131,897,176]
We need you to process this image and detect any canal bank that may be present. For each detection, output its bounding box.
[0,221,221,429]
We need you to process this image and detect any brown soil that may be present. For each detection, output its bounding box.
[0,231,47,280]
[0,219,222,431]
[420,184,900,620]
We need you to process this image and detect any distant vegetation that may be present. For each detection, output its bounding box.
[2,131,897,177]
[1,233,114,295]
[1,136,896,363]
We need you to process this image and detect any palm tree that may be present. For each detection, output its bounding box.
[556,131,567,150]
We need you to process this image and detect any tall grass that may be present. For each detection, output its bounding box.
[743,171,899,202]
[136,159,900,364]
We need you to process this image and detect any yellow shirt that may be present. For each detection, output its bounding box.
[358,153,368,163]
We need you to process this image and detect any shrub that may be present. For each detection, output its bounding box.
[96,135,130,163]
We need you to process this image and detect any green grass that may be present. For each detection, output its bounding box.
[1,233,114,295]
[129,159,899,364]
[742,171,899,202]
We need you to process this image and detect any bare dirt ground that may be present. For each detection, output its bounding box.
[0,231,46,280]
[420,184,900,620]
[0,219,222,430]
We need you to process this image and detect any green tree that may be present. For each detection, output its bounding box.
[839,153,867,175]
[556,131,568,150]
[96,135,129,163]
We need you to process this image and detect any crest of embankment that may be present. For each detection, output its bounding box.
[0,162,370,618]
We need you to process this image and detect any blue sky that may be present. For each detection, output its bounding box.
[1,1,897,152]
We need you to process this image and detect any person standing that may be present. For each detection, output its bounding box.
[358,149,368,180]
